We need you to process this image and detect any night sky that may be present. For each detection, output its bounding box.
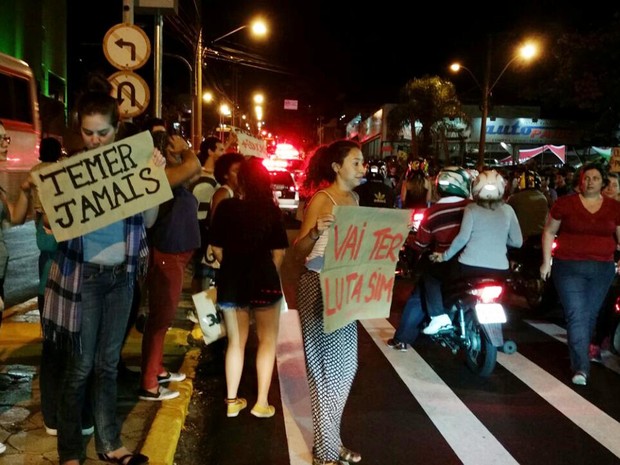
[68,1,619,140]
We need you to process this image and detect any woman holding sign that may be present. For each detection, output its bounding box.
[293,139,365,465]
[42,74,163,465]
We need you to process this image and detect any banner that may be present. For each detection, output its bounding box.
[32,130,172,242]
[321,206,411,333]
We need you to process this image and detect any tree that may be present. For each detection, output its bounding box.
[532,15,620,145]
[387,75,466,164]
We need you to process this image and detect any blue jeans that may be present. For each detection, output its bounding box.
[552,259,615,376]
[58,263,132,462]
[394,279,429,345]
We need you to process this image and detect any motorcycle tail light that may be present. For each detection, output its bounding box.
[470,285,503,303]
[614,295,620,315]
[412,211,425,230]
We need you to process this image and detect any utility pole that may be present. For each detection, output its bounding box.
[193,29,203,150]
[154,12,163,118]
[478,35,492,169]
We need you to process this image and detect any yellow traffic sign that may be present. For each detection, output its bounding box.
[103,23,151,71]
[108,71,150,118]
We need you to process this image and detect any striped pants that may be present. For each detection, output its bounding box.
[297,270,358,461]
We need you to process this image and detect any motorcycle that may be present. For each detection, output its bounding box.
[506,235,553,310]
[395,207,427,279]
[428,277,517,377]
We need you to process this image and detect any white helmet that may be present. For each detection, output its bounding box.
[472,169,505,200]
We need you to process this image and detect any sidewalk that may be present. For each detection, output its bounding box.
[0,271,201,465]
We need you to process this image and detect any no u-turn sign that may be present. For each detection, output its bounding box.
[108,71,151,118]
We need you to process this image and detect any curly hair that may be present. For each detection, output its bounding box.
[214,152,245,185]
[298,139,361,198]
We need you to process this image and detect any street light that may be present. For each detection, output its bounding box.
[219,103,232,142]
[209,19,268,128]
[210,19,268,45]
[450,38,538,168]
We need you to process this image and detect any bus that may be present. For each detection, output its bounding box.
[0,51,41,201]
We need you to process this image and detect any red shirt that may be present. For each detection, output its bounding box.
[551,193,620,262]
[413,198,472,253]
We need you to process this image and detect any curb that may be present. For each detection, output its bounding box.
[141,328,203,465]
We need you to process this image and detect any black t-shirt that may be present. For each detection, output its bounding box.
[210,197,289,307]
[355,181,396,208]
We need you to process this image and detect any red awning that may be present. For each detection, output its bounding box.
[518,145,566,164]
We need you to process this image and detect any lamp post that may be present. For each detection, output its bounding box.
[450,37,538,168]
[208,19,268,129]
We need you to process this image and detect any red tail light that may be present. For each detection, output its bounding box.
[470,285,504,303]
[411,210,425,230]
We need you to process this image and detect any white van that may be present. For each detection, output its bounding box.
[0,52,41,201]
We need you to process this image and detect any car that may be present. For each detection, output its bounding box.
[269,169,299,214]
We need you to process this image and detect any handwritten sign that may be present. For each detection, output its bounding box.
[234,128,267,158]
[321,206,411,333]
[32,131,172,242]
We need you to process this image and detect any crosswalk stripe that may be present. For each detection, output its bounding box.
[276,310,313,465]
[525,319,620,374]
[497,351,620,458]
[361,318,519,465]
[276,313,620,465]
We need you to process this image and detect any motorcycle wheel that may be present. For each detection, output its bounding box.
[524,278,545,309]
[464,312,497,377]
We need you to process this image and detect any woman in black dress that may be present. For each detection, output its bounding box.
[210,156,289,418]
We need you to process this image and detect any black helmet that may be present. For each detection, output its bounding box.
[366,160,386,181]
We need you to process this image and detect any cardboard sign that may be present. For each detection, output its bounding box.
[32,131,172,242]
[321,206,411,333]
[234,128,267,158]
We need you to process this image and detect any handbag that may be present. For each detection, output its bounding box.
[192,287,226,345]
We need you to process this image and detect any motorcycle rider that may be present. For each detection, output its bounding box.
[354,160,396,208]
[387,166,473,350]
[424,168,518,333]
[430,169,523,285]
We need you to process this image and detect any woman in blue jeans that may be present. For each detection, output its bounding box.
[41,74,163,465]
[541,163,620,386]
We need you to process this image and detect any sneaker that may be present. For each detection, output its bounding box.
[0,441,6,454]
[45,425,92,436]
[386,338,408,352]
[251,403,276,418]
[45,425,57,436]
[226,397,247,417]
[571,372,587,386]
[157,372,186,384]
[422,314,453,335]
[81,425,94,436]
[589,344,603,364]
[138,386,180,401]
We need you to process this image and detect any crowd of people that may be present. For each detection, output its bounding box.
[2,74,620,463]
[0,71,285,463]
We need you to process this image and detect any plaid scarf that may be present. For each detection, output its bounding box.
[41,214,149,353]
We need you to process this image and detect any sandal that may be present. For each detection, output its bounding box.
[339,446,362,463]
[97,452,149,465]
